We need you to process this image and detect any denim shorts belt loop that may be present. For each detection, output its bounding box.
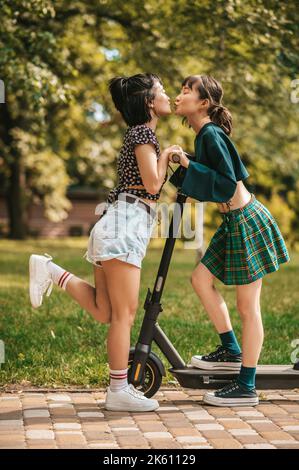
[120,193,156,219]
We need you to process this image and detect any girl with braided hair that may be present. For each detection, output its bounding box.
[168,74,290,406]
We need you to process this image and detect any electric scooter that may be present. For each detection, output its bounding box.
[128,153,299,398]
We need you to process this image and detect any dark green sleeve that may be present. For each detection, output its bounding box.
[180,160,236,202]
[180,130,237,202]
[168,166,187,189]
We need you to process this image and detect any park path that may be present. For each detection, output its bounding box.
[1,387,299,449]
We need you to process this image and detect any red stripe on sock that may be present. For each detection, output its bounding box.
[110,374,128,379]
[60,272,71,289]
[58,271,69,287]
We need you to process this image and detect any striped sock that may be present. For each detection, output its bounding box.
[48,261,74,291]
[57,271,74,290]
[109,368,128,392]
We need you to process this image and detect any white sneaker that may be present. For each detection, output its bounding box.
[105,384,159,412]
[29,253,54,308]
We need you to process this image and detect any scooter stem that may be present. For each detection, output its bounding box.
[130,192,188,386]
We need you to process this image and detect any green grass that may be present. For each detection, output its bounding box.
[0,238,298,388]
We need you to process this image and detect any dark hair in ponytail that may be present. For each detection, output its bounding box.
[182,75,232,135]
[109,73,162,126]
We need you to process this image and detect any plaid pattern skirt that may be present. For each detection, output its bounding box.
[200,193,290,285]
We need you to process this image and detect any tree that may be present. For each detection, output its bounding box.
[0,0,182,238]
[0,0,298,244]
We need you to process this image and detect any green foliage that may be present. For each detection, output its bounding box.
[0,0,298,242]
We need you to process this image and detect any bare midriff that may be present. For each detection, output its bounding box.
[125,181,251,211]
[123,185,157,205]
[216,180,252,213]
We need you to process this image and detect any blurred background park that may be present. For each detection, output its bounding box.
[0,0,298,388]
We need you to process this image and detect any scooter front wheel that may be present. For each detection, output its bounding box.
[128,349,163,398]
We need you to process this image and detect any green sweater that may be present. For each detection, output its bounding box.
[169,122,249,202]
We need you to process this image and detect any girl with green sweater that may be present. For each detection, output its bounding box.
[169,75,290,406]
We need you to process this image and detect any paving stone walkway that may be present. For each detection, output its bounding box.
[1,388,299,449]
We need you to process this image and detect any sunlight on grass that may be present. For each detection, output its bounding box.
[0,238,298,388]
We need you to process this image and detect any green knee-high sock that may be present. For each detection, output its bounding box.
[219,330,241,355]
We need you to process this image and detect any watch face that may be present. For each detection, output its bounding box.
[172,153,181,163]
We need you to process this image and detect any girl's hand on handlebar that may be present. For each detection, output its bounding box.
[165,145,190,168]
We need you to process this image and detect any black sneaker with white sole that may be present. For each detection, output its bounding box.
[203,380,259,407]
[191,345,242,370]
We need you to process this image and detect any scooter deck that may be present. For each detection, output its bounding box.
[169,364,299,390]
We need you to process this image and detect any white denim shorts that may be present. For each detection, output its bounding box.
[83,193,157,269]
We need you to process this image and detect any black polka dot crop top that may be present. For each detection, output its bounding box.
[106,124,168,203]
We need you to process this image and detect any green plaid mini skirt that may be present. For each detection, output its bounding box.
[201,193,290,285]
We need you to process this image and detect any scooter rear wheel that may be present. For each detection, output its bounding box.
[128,350,163,398]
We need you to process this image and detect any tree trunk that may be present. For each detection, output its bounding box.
[6,155,28,239]
[0,103,28,239]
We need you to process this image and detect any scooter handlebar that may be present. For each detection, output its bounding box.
[170,152,195,164]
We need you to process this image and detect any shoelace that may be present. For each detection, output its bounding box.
[218,381,239,395]
[41,253,53,297]
[40,278,54,297]
[204,345,224,359]
[127,384,145,399]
